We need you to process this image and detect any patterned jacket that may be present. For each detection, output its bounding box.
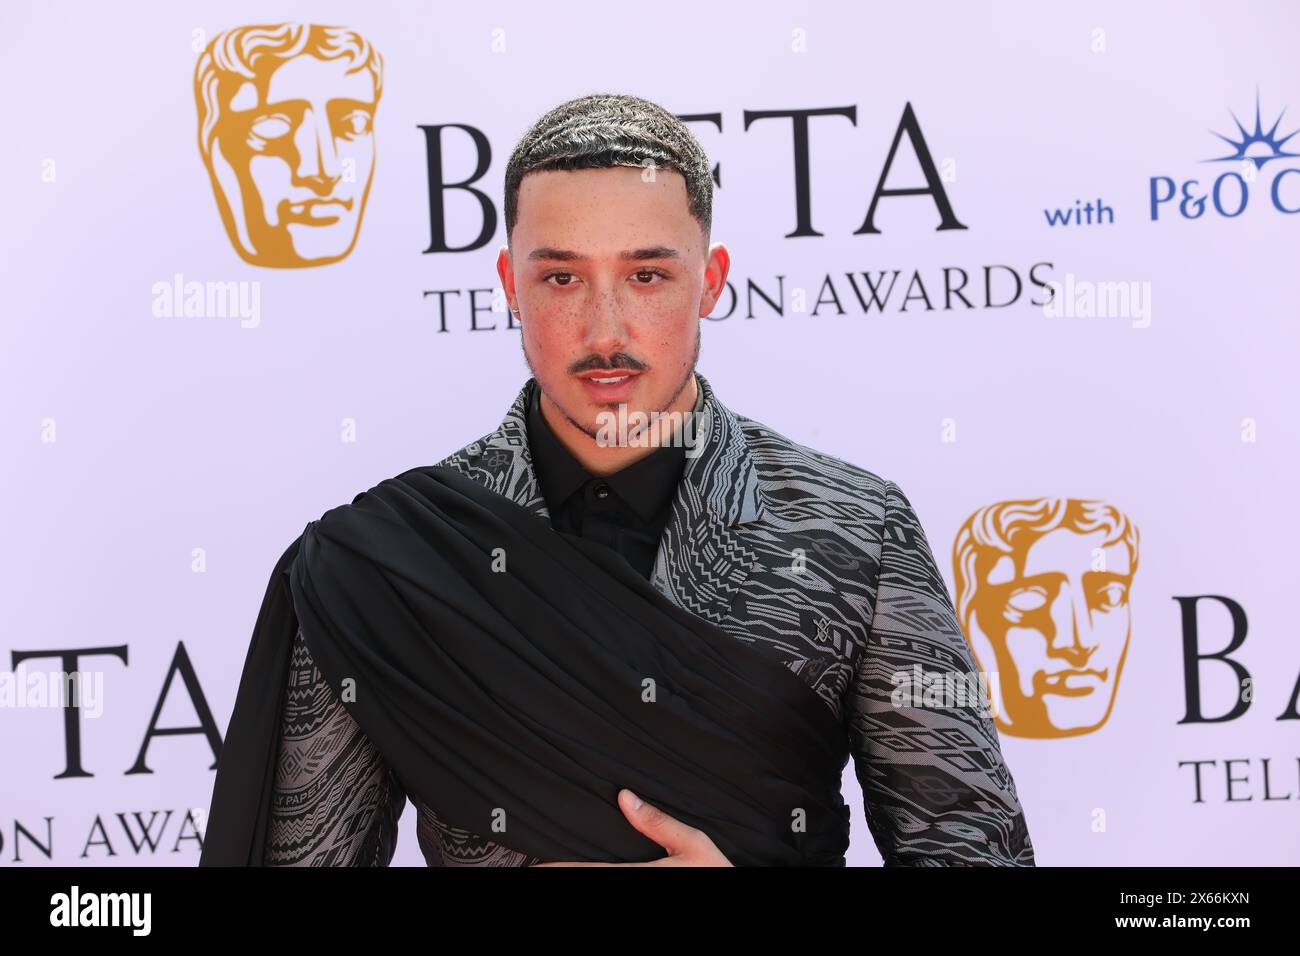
[264,372,1035,866]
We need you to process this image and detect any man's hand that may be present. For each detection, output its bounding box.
[530,789,733,867]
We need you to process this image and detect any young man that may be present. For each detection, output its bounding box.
[201,93,1034,867]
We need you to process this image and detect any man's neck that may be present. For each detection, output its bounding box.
[539,373,699,477]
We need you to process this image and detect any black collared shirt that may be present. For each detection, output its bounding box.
[525,380,687,580]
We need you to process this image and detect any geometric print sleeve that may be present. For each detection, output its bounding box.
[843,480,1036,866]
[260,626,546,867]
[263,625,414,866]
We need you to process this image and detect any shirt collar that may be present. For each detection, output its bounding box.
[526,379,689,523]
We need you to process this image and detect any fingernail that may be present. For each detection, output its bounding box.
[624,789,642,810]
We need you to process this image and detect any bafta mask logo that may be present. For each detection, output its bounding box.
[194,24,383,268]
[953,498,1140,739]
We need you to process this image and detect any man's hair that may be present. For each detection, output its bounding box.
[504,92,713,247]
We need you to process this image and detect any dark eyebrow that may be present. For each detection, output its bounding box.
[621,246,681,261]
[526,246,682,262]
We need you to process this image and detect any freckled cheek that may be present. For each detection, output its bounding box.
[527,304,582,335]
[521,305,583,354]
[635,288,695,324]
[524,290,693,344]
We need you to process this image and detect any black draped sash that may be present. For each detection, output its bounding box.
[199,465,851,866]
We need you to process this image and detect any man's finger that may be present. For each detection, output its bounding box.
[617,788,698,854]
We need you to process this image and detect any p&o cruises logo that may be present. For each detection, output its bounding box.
[1150,89,1300,221]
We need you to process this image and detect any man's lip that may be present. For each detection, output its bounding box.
[576,370,642,379]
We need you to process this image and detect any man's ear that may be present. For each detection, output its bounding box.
[700,242,730,316]
[497,244,517,312]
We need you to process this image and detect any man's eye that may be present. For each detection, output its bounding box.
[544,272,575,286]
[633,268,666,284]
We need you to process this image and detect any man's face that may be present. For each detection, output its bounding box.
[970,528,1133,736]
[207,54,376,267]
[498,166,728,443]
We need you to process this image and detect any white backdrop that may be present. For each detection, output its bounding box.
[1,0,1296,865]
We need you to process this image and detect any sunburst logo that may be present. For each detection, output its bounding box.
[1205,90,1300,169]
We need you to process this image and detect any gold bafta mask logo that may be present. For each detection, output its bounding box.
[194,24,383,268]
[953,498,1140,739]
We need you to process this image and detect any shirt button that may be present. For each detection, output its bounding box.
[593,483,610,499]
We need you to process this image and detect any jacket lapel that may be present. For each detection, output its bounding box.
[648,373,765,624]
[442,378,551,522]
[452,373,765,625]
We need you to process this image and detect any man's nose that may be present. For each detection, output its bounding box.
[582,285,629,353]
[292,108,342,193]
